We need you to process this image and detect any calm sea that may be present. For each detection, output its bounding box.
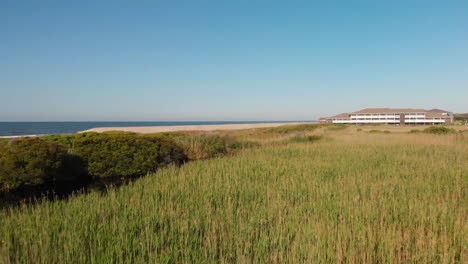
[0,121,305,137]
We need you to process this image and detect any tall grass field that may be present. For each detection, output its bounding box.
[1,126,467,263]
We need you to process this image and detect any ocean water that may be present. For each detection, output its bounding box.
[0,121,303,137]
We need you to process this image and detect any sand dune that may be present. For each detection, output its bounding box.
[81,122,312,134]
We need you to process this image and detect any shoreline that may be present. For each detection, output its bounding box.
[80,122,314,134]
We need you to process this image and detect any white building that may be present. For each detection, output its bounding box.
[320,108,454,125]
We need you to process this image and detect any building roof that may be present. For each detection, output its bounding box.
[351,108,428,114]
[329,113,351,119]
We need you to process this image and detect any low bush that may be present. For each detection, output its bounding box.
[72,134,186,179]
[423,126,456,135]
[409,129,421,133]
[228,140,261,150]
[289,135,323,143]
[0,138,84,191]
[42,132,100,149]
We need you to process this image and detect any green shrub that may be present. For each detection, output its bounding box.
[357,128,362,132]
[423,126,456,135]
[42,132,100,149]
[167,134,227,160]
[228,140,261,150]
[0,138,67,190]
[266,124,318,134]
[196,136,226,159]
[409,129,421,134]
[383,130,391,134]
[72,134,186,179]
[290,135,323,143]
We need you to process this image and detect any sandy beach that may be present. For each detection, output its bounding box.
[81,122,312,134]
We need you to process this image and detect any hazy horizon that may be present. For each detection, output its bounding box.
[1,1,467,121]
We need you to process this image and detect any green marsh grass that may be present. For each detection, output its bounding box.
[289,135,323,143]
[0,129,467,263]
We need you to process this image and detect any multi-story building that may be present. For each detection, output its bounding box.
[320,108,454,125]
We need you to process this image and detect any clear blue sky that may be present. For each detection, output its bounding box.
[1,1,467,121]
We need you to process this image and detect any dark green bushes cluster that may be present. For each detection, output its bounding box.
[0,138,90,197]
[71,133,186,179]
[0,138,64,189]
[1,133,187,197]
[423,126,456,135]
[289,135,323,143]
[42,132,100,149]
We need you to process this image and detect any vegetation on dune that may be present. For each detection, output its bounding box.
[227,140,261,150]
[71,133,186,179]
[423,126,456,135]
[0,138,90,208]
[0,124,467,262]
[1,132,237,204]
[326,124,347,131]
[0,131,466,263]
[264,123,319,134]
[159,133,228,160]
[289,135,323,143]
[0,138,69,190]
[368,129,391,134]
[1,133,188,203]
